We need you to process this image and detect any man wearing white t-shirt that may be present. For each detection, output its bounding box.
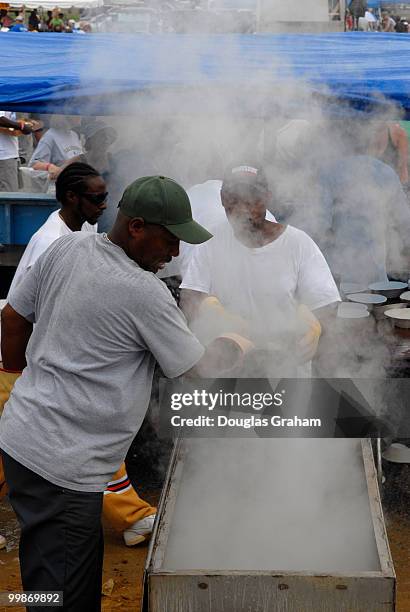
[181,163,340,375]
[0,111,34,192]
[7,162,102,296]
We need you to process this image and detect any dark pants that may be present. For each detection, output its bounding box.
[1,451,104,612]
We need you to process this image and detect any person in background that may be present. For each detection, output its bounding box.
[80,119,118,231]
[395,17,410,33]
[45,10,52,30]
[0,112,33,191]
[272,119,328,245]
[0,175,214,609]
[273,119,410,286]
[29,114,83,180]
[345,9,354,31]
[80,21,92,32]
[29,113,50,147]
[348,0,367,30]
[49,8,64,32]
[381,11,396,32]
[369,121,409,184]
[9,15,27,32]
[66,18,76,32]
[364,7,377,30]
[153,138,226,279]
[28,9,40,31]
[81,119,117,178]
[70,19,85,33]
[0,9,12,29]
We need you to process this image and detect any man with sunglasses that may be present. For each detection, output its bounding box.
[7,162,106,296]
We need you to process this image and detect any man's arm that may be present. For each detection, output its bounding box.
[184,333,254,378]
[390,124,409,184]
[386,173,410,270]
[311,302,339,375]
[180,289,250,338]
[0,116,32,135]
[1,304,33,371]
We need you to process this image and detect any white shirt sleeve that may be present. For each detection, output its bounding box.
[295,233,340,311]
[180,241,212,295]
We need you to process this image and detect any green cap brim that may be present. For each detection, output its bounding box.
[165,219,213,245]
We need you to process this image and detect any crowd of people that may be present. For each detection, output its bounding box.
[0,6,91,33]
[0,110,410,607]
[346,0,410,32]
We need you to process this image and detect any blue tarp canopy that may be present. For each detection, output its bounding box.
[366,1,409,7]
[1,32,410,117]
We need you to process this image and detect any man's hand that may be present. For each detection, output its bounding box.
[21,123,33,136]
[185,333,255,378]
[48,163,62,180]
[197,296,250,337]
[297,305,322,363]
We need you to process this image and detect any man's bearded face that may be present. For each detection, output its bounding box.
[221,185,267,234]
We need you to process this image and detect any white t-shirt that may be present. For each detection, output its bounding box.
[29,128,83,167]
[7,210,96,298]
[181,221,340,350]
[158,180,275,279]
[0,111,19,160]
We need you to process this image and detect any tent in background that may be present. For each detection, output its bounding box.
[366,0,410,8]
[0,32,409,117]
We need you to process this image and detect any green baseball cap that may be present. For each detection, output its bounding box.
[119,176,212,245]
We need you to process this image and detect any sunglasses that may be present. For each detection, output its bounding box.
[80,192,108,206]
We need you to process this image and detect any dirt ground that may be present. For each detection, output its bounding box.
[0,467,409,612]
[0,490,160,612]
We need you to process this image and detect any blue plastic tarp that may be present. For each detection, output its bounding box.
[1,32,410,117]
[366,1,409,7]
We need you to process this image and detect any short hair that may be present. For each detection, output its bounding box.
[55,162,100,203]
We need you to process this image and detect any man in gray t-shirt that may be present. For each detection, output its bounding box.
[0,176,213,610]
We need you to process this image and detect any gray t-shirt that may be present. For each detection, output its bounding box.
[0,233,204,492]
[28,128,83,167]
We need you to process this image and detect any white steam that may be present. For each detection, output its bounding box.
[162,438,380,572]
